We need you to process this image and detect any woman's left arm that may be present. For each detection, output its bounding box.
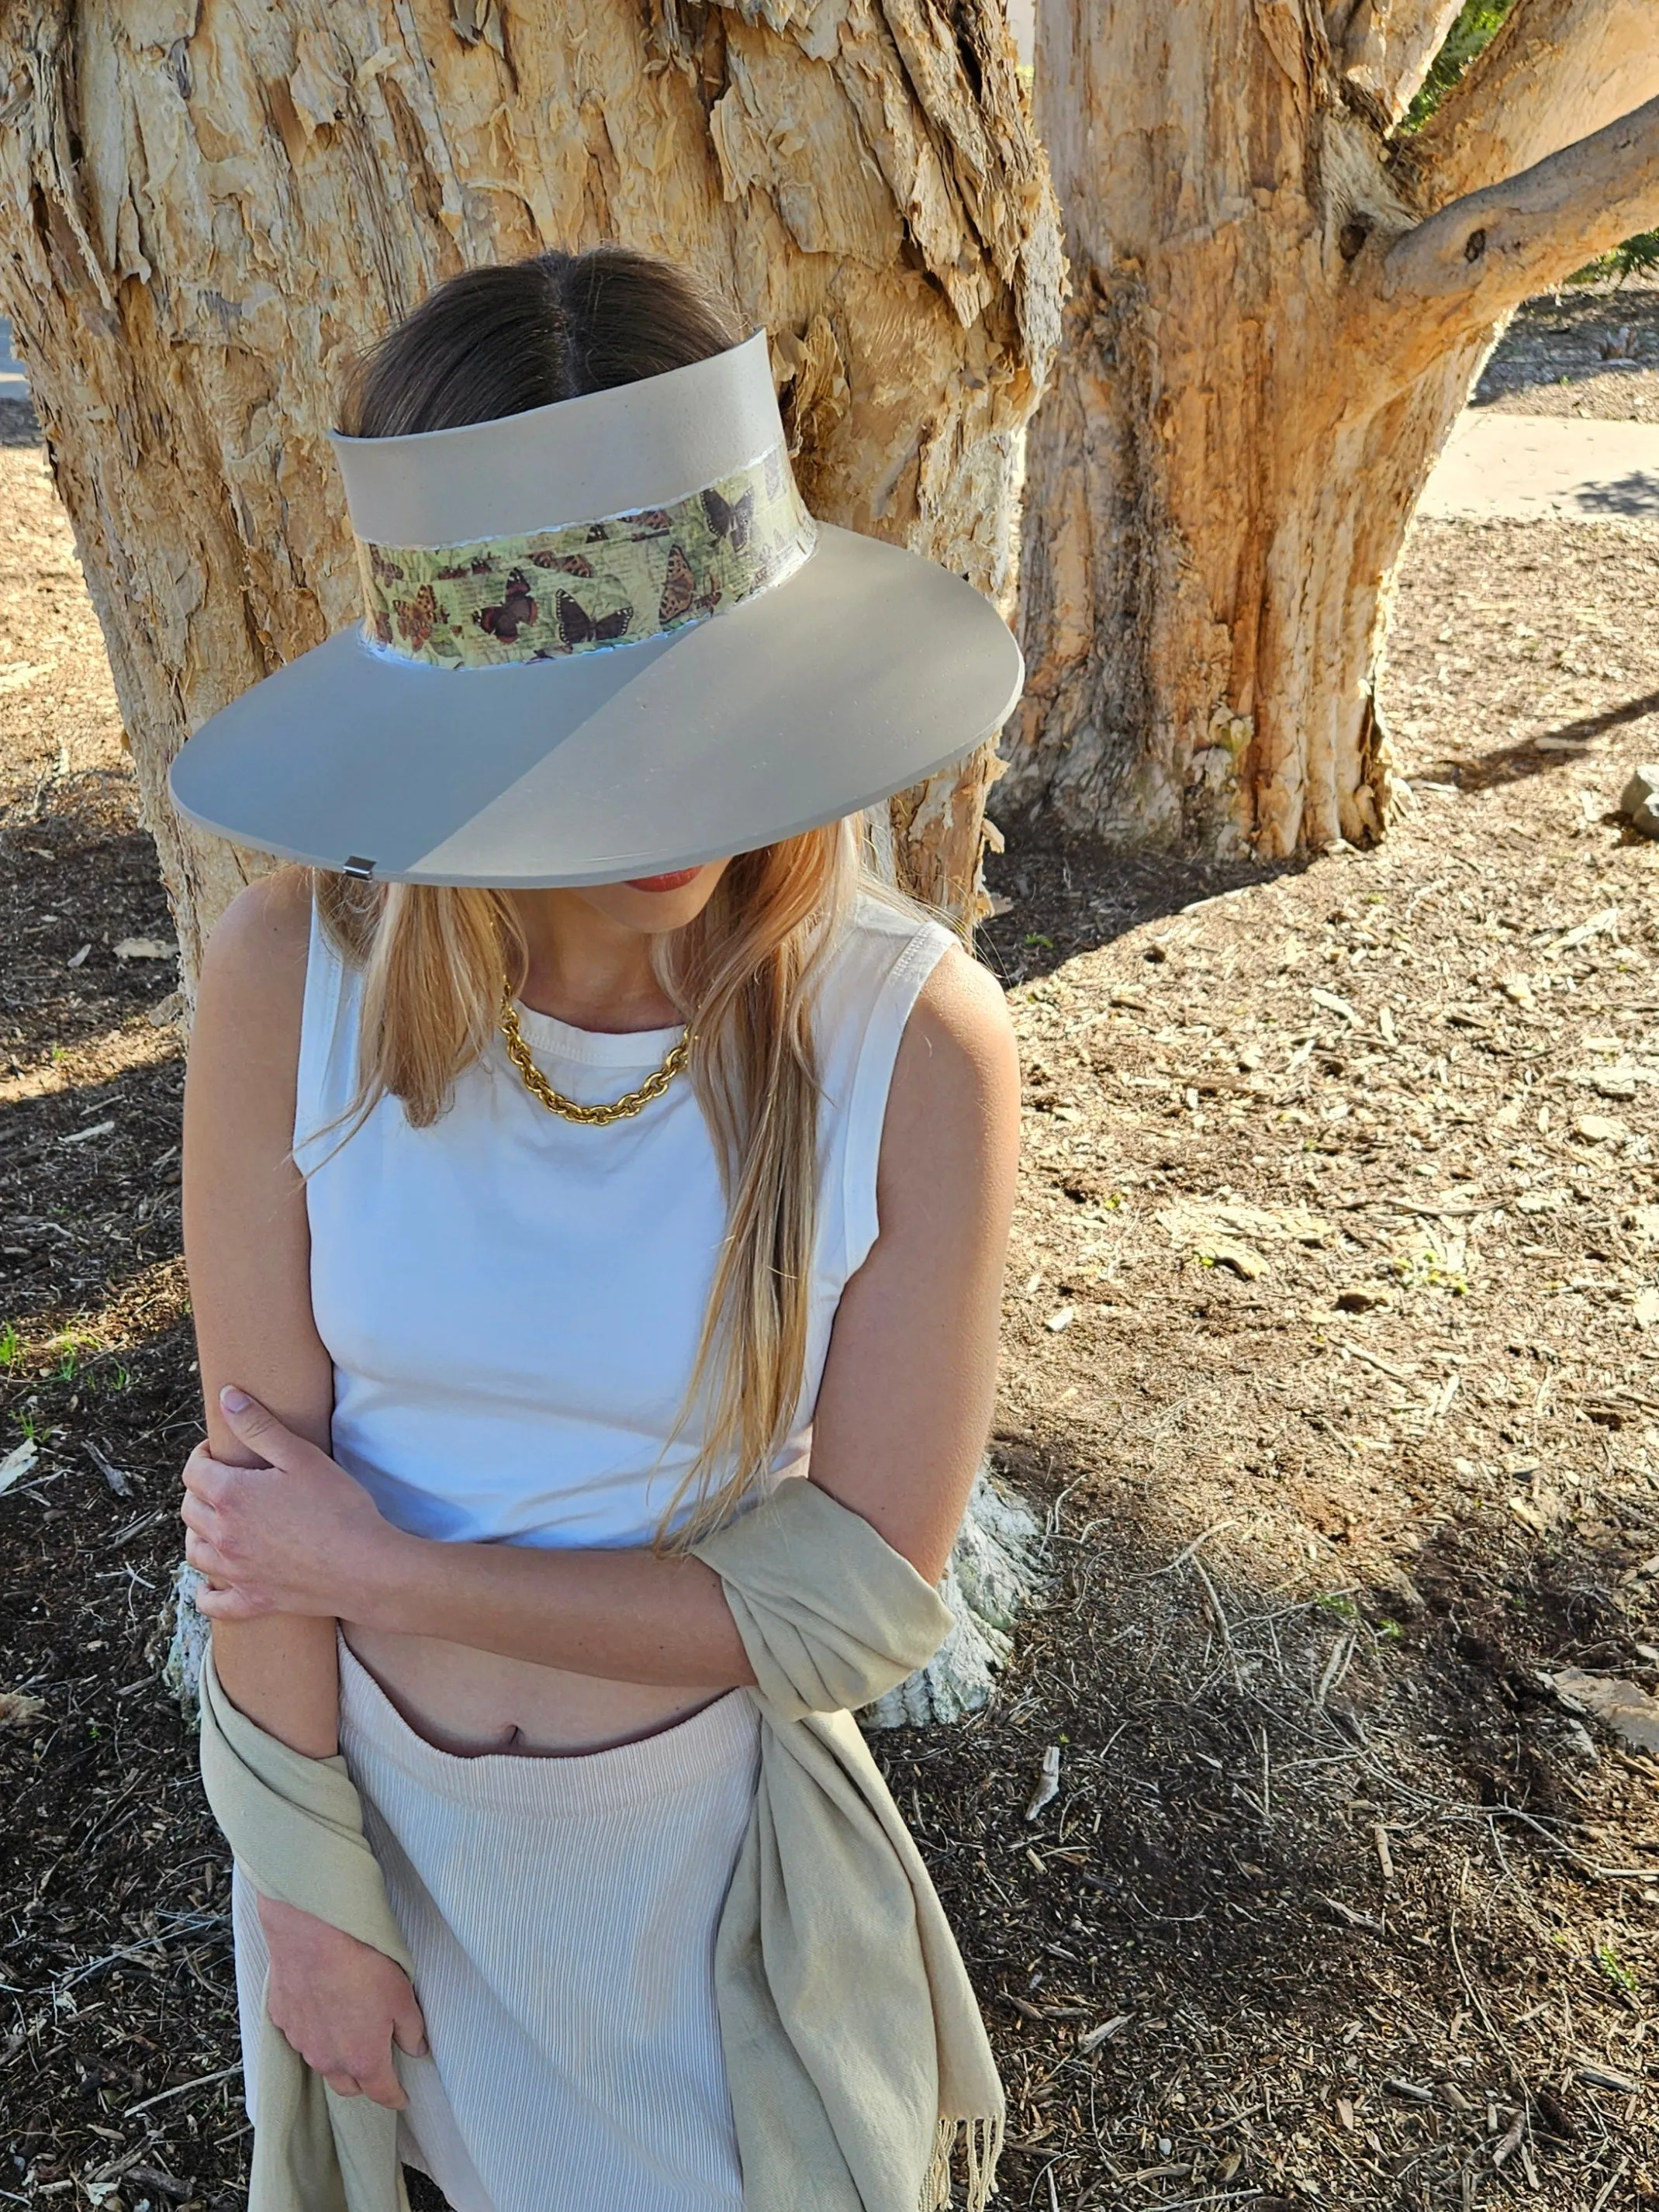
[185,946,1021,1684]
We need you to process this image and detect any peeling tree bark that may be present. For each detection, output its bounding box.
[1405,0,1659,198]
[0,0,1062,987]
[1325,0,1466,123]
[1006,0,1659,862]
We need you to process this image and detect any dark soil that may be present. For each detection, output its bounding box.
[3,380,1657,2207]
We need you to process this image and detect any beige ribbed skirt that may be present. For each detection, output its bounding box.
[232,1631,762,2212]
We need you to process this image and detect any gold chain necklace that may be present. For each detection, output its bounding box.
[498,985,693,1127]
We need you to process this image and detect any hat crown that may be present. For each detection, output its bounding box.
[329,327,783,548]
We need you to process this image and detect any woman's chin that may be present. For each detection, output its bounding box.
[575,860,730,931]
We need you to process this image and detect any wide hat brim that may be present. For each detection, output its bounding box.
[167,517,1022,887]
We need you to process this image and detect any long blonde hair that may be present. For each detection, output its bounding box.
[295,825,947,1550]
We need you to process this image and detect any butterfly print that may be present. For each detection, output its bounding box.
[702,484,755,553]
[627,507,675,541]
[474,569,539,644]
[368,608,394,646]
[436,556,493,579]
[556,591,633,648]
[528,551,596,577]
[762,447,784,501]
[392,584,438,649]
[368,548,406,586]
[658,542,697,625]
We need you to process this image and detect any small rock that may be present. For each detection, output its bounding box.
[1634,1288,1659,1329]
[1209,1240,1267,1281]
[1560,1716,1599,1762]
[0,1688,47,1730]
[1619,763,1659,839]
[1574,1113,1628,1144]
[114,936,177,961]
[1334,1285,1391,1312]
[1550,1667,1659,1756]
[147,988,185,1027]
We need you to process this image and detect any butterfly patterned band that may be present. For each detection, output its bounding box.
[354,439,817,670]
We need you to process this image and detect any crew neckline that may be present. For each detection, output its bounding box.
[506,996,689,1068]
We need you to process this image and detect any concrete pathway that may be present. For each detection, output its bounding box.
[1420,409,1659,521]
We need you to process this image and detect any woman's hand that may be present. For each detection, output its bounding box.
[182,1387,406,1622]
[258,1892,427,2107]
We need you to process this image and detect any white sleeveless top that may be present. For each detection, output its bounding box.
[294,888,954,1552]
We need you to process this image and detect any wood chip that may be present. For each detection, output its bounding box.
[1492,2110,1526,2169]
[1372,1823,1395,1883]
[0,1436,39,1494]
[1573,2061,1639,2095]
[85,1439,134,1499]
[59,1118,116,1146]
[1025,1744,1061,1820]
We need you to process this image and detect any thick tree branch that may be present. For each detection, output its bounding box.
[1406,0,1659,206]
[1325,0,1464,125]
[1360,92,1659,373]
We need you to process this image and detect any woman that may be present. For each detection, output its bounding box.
[172,245,1022,2212]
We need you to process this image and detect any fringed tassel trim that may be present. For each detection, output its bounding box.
[919,2110,1007,2210]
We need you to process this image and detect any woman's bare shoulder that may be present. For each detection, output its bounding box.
[189,864,313,1096]
[882,938,1020,1188]
[906,938,1018,1090]
[198,863,313,1001]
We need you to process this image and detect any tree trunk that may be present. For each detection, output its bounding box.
[0,0,1061,985]
[1006,0,1659,859]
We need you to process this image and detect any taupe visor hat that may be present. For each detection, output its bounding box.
[166,329,1025,887]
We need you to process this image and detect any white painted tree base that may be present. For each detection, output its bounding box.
[861,1464,1046,1730]
[163,1562,210,1719]
[162,1464,1044,1730]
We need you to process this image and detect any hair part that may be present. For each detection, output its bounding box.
[303,246,945,1553]
[338,244,745,437]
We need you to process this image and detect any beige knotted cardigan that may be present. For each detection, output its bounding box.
[199,1475,1007,2212]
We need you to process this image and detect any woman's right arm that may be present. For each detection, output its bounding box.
[181,864,424,2107]
[181,863,340,1752]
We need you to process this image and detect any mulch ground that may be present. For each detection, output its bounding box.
[1473,277,1659,424]
[2,353,1657,2210]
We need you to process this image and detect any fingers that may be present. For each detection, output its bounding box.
[392,1990,430,2060]
[293,2047,410,2111]
[217,1385,306,1469]
[181,1440,230,1506]
[331,2061,408,2110]
[179,1490,219,1536]
[182,1522,219,1575]
[192,1578,257,1621]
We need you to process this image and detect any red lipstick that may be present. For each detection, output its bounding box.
[623,866,701,893]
